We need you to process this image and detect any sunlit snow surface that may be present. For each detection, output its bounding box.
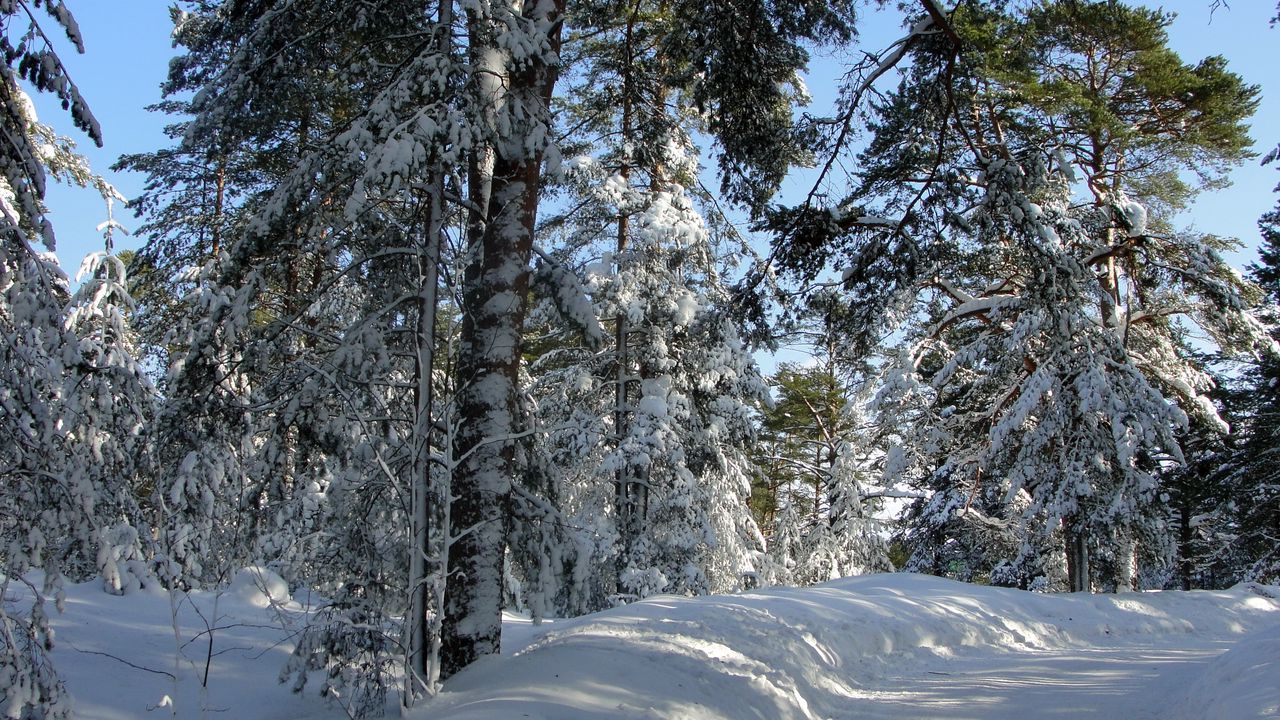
[12,573,1278,719]
[428,575,1280,720]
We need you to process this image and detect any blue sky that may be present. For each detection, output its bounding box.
[31,2,173,272]
[29,1,1280,279]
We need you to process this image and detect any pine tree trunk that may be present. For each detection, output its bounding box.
[1178,497,1193,590]
[614,131,633,593]
[613,9,640,594]
[1065,523,1090,592]
[441,0,563,680]
[1115,534,1137,592]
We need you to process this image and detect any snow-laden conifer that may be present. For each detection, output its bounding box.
[770,1,1268,591]
[1,3,149,715]
[529,141,769,607]
[62,205,155,594]
[130,0,473,709]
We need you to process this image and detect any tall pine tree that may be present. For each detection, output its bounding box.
[767,0,1267,591]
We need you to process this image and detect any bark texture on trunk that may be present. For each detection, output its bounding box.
[1066,523,1090,593]
[441,0,564,680]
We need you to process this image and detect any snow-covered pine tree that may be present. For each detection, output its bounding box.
[530,166,771,603]
[761,492,806,586]
[1159,410,1239,589]
[130,0,474,710]
[1222,0,1280,585]
[757,376,890,589]
[113,4,269,379]
[593,178,768,599]
[523,0,854,609]
[0,86,80,720]
[754,295,891,587]
[117,6,278,603]
[914,153,1202,591]
[767,0,1268,591]
[439,0,566,679]
[0,3,149,716]
[62,201,155,594]
[1215,163,1280,584]
[131,0,320,591]
[446,0,856,672]
[810,380,896,581]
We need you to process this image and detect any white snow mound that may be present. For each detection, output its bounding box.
[1170,594,1280,720]
[230,565,291,608]
[420,574,1280,720]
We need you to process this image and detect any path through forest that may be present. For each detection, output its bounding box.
[847,643,1232,719]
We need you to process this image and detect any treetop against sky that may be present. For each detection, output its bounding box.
[27,1,1280,280]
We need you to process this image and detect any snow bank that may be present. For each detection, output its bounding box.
[230,565,292,608]
[420,574,1280,720]
[1170,593,1280,720]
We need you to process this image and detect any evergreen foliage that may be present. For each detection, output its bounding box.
[1215,146,1280,584]
[768,0,1268,591]
[2,4,152,716]
[129,0,467,709]
[513,0,851,614]
[753,295,892,587]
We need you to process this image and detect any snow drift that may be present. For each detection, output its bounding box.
[422,574,1280,719]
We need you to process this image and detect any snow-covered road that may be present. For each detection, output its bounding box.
[849,644,1232,720]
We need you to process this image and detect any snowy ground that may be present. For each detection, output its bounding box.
[426,576,1280,720]
[8,572,1278,719]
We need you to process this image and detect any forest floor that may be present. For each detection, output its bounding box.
[11,571,1277,719]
